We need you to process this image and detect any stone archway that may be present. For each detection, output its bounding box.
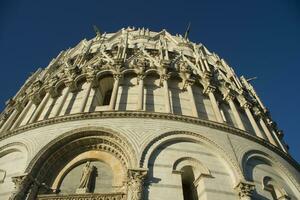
[241,150,300,199]
[139,131,243,200]
[9,127,138,200]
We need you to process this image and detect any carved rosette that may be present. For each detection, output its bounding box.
[126,169,147,200]
[235,181,255,199]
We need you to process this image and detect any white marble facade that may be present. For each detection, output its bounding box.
[0,27,299,200]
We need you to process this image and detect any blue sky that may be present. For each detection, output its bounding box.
[0,0,299,162]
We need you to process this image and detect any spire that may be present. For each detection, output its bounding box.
[93,25,101,38]
[184,22,191,40]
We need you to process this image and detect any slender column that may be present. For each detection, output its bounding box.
[0,114,8,129]
[161,74,171,113]
[185,80,198,117]
[28,92,51,123]
[203,58,211,72]
[235,181,255,200]
[79,81,93,113]
[198,58,206,72]
[10,101,33,130]
[258,117,277,146]
[0,108,19,132]
[224,94,245,130]
[127,169,147,200]
[109,74,122,111]
[137,74,145,111]
[242,103,266,139]
[53,86,70,117]
[204,85,223,123]
[272,130,288,153]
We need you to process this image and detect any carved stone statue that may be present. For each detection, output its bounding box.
[76,161,94,194]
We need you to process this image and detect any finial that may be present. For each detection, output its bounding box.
[93,25,101,37]
[184,22,191,40]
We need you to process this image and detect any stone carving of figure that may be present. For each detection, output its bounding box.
[77,161,94,193]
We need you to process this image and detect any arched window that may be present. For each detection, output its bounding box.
[181,166,198,200]
[102,89,112,105]
[172,157,212,200]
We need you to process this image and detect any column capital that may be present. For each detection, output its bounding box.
[182,78,195,90]
[86,74,98,88]
[137,73,145,84]
[47,75,59,87]
[253,106,264,117]
[127,168,148,200]
[0,112,9,121]
[159,73,170,86]
[10,173,33,200]
[45,85,58,98]
[223,90,236,102]
[240,100,252,110]
[64,80,77,92]
[234,181,255,198]
[30,80,43,94]
[14,102,24,112]
[127,168,148,180]
[160,73,170,81]
[28,93,41,105]
[203,84,216,95]
[113,73,123,80]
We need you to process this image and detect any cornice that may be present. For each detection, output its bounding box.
[0,111,298,171]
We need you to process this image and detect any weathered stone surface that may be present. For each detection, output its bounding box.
[0,28,298,200]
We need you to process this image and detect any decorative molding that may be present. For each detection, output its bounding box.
[37,192,126,200]
[234,181,255,199]
[0,111,298,171]
[127,168,147,200]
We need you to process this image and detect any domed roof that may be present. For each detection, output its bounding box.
[0,27,282,144]
[5,27,262,109]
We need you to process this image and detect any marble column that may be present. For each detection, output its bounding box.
[0,107,20,132]
[185,80,198,117]
[258,117,277,146]
[137,74,145,111]
[28,92,51,124]
[203,58,211,72]
[53,86,71,117]
[79,79,93,113]
[204,85,223,123]
[198,58,206,72]
[242,103,266,139]
[0,114,8,129]
[109,74,122,111]
[161,74,171,113]
[272,130,288,153]
[235,181,255,200]
[224,94,245,130]
[10,101,33,130]
[127,169,147,200]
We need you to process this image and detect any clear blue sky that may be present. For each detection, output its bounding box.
[0,0,299,162]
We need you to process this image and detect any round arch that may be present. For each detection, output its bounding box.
[139,131,243,185]
[16,126,138,199]
[25,126,137,175]
[241,149,300,193]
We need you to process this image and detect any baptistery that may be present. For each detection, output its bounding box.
[0,27,299,200]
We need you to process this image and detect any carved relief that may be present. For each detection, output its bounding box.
[127,169,147,200]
